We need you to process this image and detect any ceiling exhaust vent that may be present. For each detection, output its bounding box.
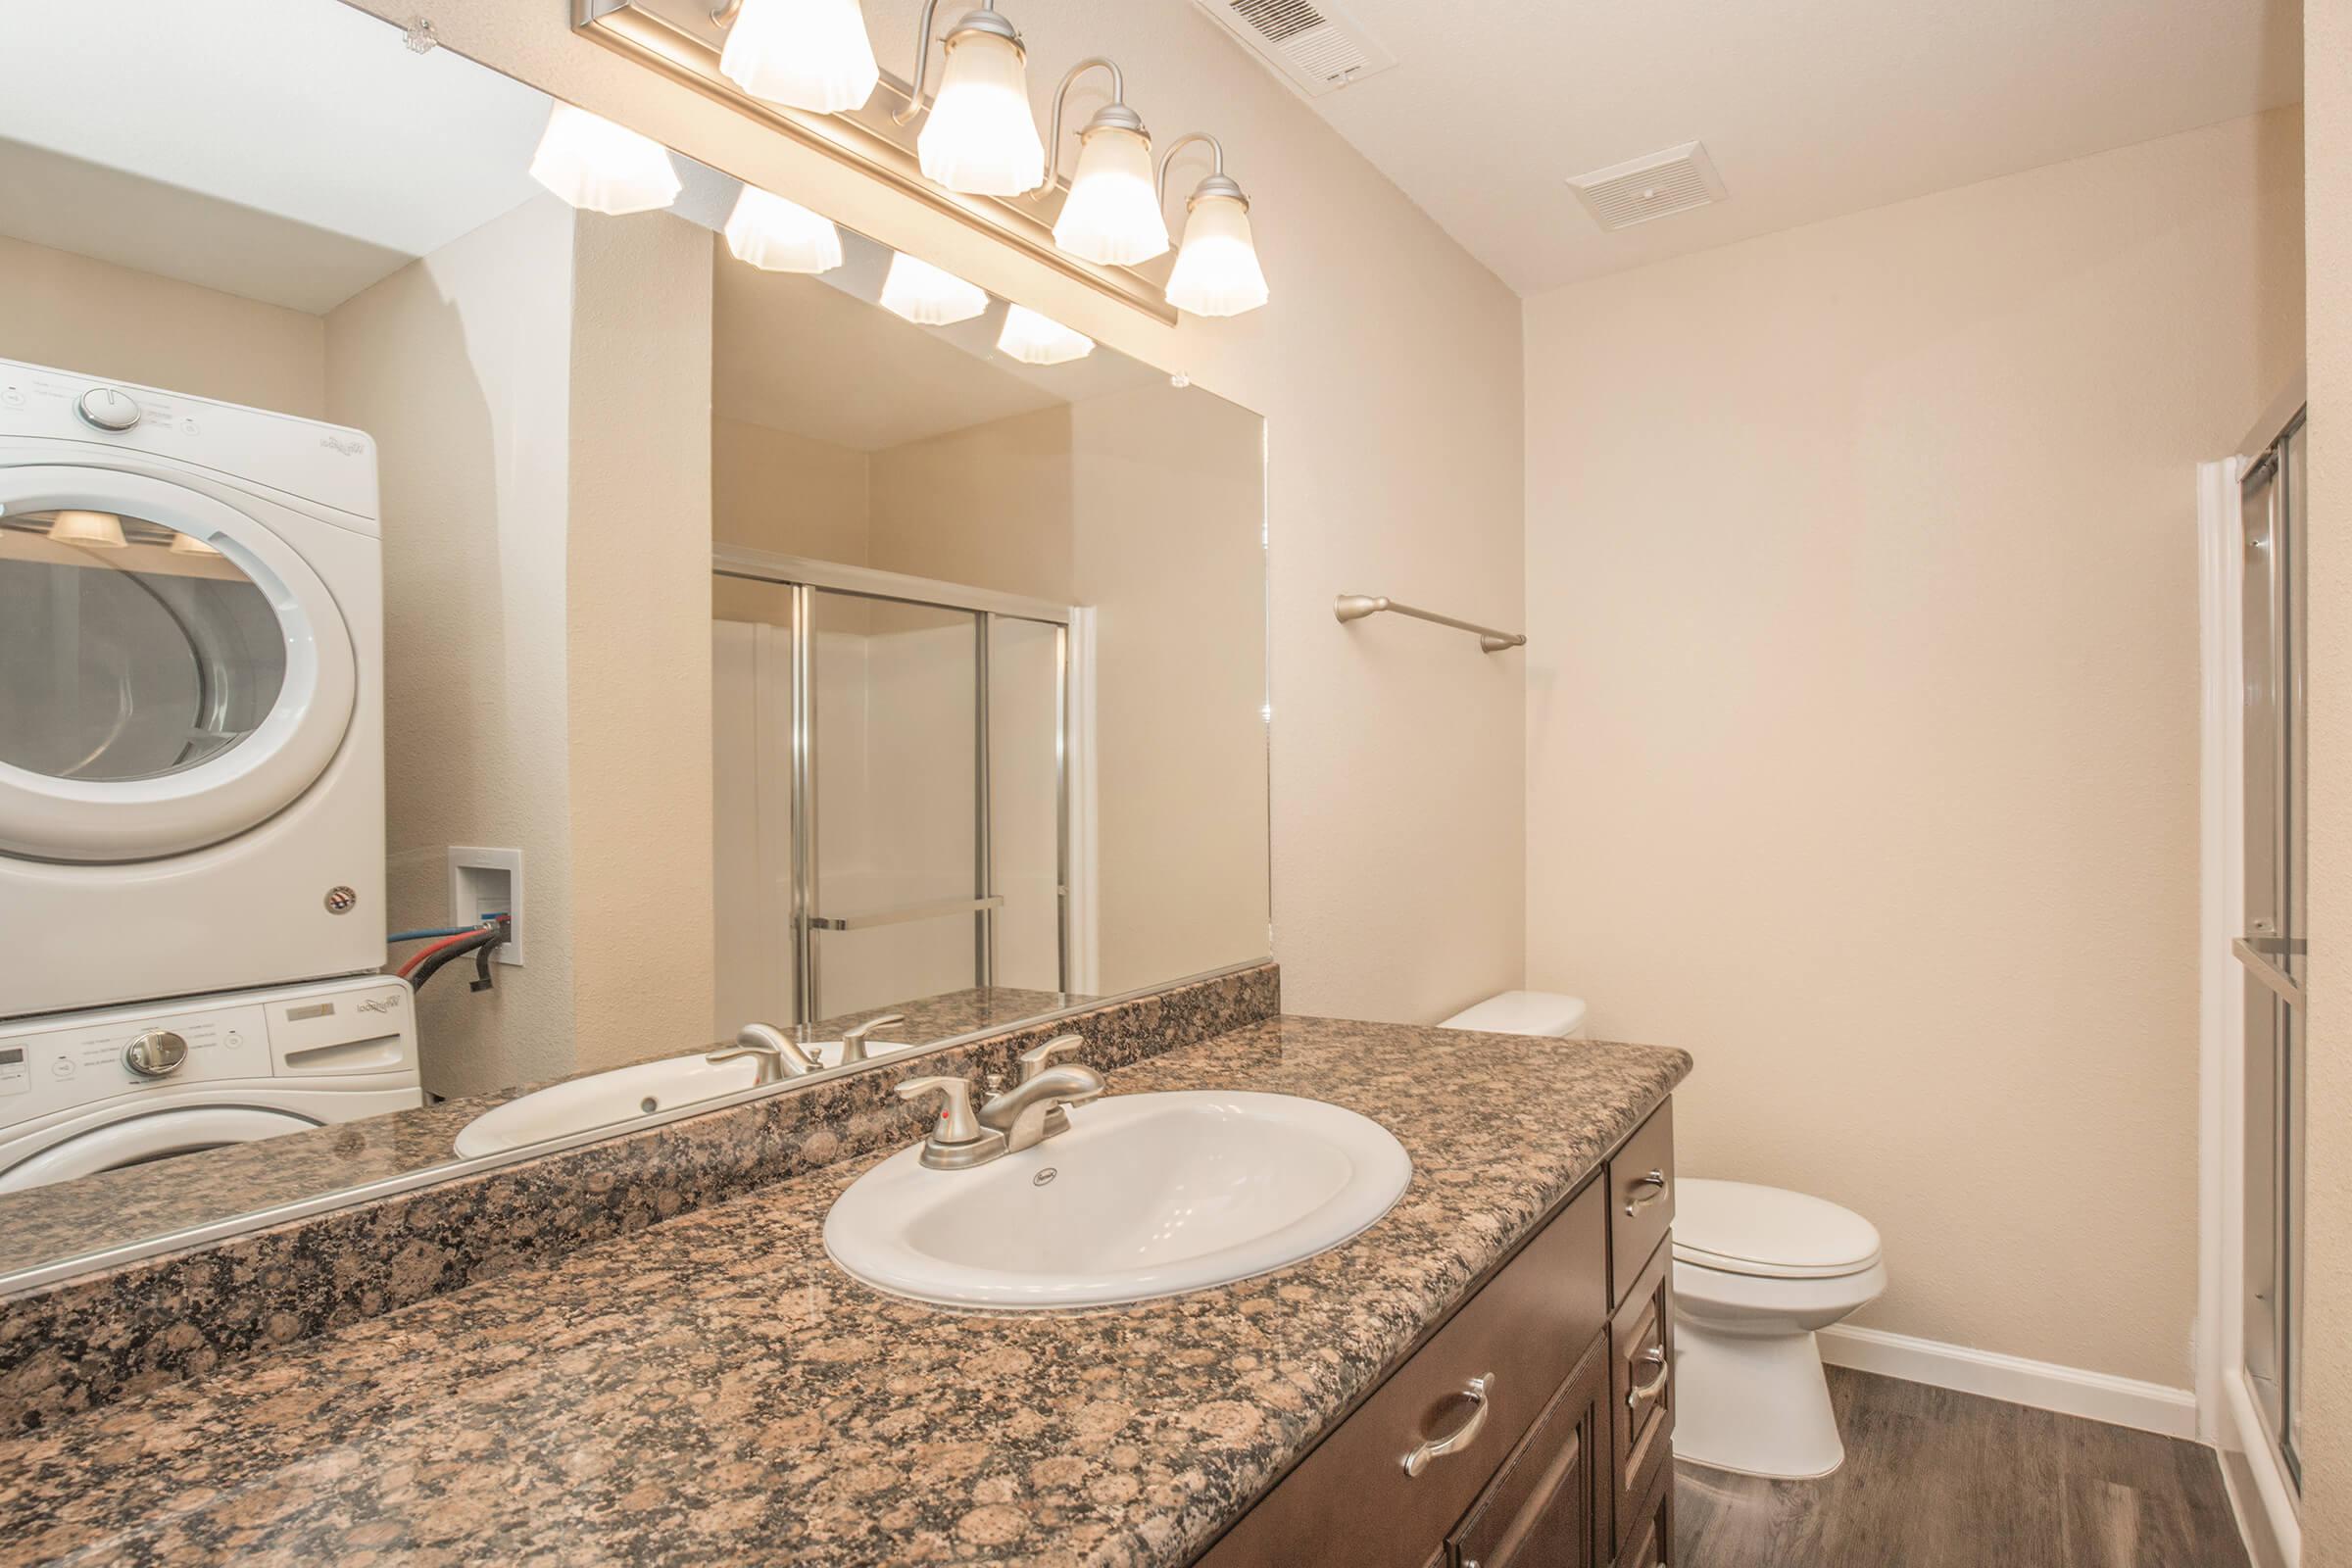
[1191,0,1397,99]
[1566,142,1728,231]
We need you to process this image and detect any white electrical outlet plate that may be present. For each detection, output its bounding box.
[447,847,523,967]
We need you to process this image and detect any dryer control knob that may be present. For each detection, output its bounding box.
[122,1029,189,1078]
[75,387,142,432]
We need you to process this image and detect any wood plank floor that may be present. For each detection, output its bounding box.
[1674,1368,2248,1567]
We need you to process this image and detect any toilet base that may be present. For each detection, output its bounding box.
[1672,1321,1845,1480]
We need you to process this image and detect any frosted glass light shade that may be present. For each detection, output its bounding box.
[168,531,222,557]
[997,305,1095,366]
[724,185,845,273]
[528,103,681,216]
[717,0,879,113]
[916,29,1045,196]
[1166,193,1269,318]
[1053,125,1169,266]
[48,510,126,548]
[879,253,988,326]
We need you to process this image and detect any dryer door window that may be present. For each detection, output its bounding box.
[0,510,288,782]
[0,467,357,863]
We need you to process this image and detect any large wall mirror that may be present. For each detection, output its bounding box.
[0,0,1268,1287]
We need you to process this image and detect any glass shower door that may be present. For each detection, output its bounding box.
[2239,404,2307,1484]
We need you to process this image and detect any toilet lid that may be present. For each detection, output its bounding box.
[1672,1178,1883,1280]
[1438,991,1588,1037]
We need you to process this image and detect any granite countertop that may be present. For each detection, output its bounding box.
[0,1015,1688,1567]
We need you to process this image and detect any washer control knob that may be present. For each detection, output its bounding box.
[122,1029,189,1078]
[75,387,142,431]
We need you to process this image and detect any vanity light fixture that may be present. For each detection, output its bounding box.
[712,0,880,115]
[723,184,845,272]
[1158,133,1269,318]
[527,102,681,216]
[879,252,988,325]
[1036,59,1168,267]
[46,511,126,549]
[169,532,222,557]
[896,2,1045,197]
[996,304,1094,366]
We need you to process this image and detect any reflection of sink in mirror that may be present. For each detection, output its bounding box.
[452,1039,914,1157]
[823,1091,1411,1309]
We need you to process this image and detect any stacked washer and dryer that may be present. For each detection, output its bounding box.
[0,358,418,1192]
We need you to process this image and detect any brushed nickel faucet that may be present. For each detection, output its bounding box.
[895,1035,1103,1170]
[840,1012,906,1065]
[708,1022,818,1085]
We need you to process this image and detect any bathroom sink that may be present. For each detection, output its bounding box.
[452,1037,914,1158]
[822,1090,1412,1309]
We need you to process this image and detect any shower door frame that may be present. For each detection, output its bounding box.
[2196,371,2306,1568]
[712,545,1076,1027]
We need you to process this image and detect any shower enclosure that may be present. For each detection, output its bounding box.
[2236,387,2307,1489]
[711,549,1074,1032]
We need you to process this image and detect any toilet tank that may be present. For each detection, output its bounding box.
[1437,990,1589,1039]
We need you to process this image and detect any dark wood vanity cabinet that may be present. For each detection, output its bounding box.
[1196,1100,1676,1568]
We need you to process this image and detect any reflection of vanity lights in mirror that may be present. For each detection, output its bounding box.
[169,532,222,558]
[879,253,989,325]
[997,305,1096,366]
[1039,60,1170,267]
[724,185,845,273]
[47,510,126,549]
[1160,134,1271,319]
[528,102,681,215]
[906,5,1046,197]
[715,0,879,115]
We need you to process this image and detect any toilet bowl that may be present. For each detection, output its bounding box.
[1671,1178,1886,1479]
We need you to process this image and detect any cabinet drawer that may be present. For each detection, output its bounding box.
[1609,1235,1675,1552]
[1195,1180,1608,1568]
[1446,1333,1608,1568]
[1608,1102,1674,1303]
[1616,1448,1674,1568]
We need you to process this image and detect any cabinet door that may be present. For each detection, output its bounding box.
[1446,1335,1609,1568]
[1610,1236,1675,1552]
[1616,1453,1673,1568]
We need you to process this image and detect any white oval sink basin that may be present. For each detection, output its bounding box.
[823,1090,1412,1309]
[453,1039,913,1158]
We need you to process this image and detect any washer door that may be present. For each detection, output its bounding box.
[0,1105,320,1193]
[0,467,356,861]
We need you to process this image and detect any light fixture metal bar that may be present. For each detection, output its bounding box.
[574,0,1178,324]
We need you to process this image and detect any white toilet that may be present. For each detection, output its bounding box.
[1437,989,1589,1038]
[1436,992,1886,1481]
[1671,1179,1887,1479]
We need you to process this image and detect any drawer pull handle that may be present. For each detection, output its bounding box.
[1401,1373,1494,1477]
[1626,1346,1669,1409]
[1624,1169,1669,1216]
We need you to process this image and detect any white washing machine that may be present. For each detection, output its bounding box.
[0,358,384,1020]
[0,973,419,1193]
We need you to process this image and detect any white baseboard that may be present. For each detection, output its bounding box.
[1817,1324,2199,1440]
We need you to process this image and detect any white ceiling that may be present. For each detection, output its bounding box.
[1291,0,2302,295]
[0,0,550,312]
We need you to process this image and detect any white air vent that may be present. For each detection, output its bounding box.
[1192,0,1397,99]
[1566,142,1728,231]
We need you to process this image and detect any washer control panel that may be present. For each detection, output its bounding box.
[0,978,416,1135]
[74,386,142,432]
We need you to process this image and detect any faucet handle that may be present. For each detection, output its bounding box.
[1017,1034,1086,1084]
[896,1075,985,1145]
[842,1012,906,1064]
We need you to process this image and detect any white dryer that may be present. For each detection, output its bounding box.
[0,358,384,1019]
[0,973,420,1194]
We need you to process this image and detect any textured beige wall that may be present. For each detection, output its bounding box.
[0,233,324,416]
[345,0,1527,1026]
[566,210,716,1070]
[2295,0,2349,1552]
[1523,110,2304,1387]
[712,415,870,563]
[868,405,1076,601]
[326,196,580,1098]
